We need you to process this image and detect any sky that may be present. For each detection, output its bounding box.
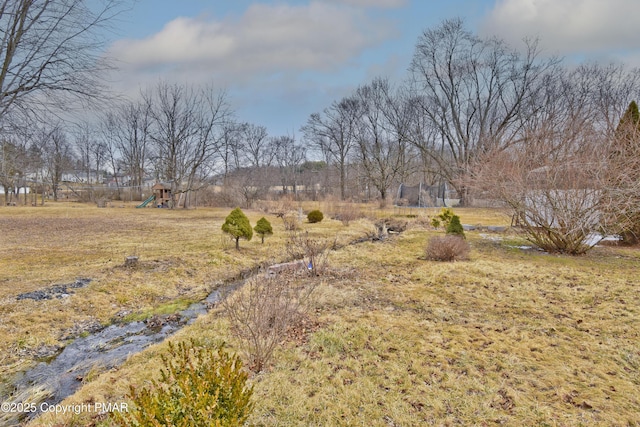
[104,0,640,138]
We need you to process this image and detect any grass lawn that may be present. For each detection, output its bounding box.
[244,232,640,426]
[1,202,638,426]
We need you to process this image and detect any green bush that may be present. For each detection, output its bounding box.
[253,217,273,244]
[222,207,253,250]
[307,209,324,223]
[431,207,455,229]
[114,340,254,427]
[446,214,465,238]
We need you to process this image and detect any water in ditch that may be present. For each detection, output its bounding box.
[3,287,227,425]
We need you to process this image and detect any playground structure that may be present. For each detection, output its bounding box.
[136,194,155,208]
[136,183,172,208]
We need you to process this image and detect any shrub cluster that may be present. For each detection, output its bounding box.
[430,207,454,229]
[425,235,470,262]
[333,205,360,226]
[431,208,465,238]
[281,212,300,231]
[286,230,334,276]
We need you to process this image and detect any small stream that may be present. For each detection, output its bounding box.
[4,287,229,425]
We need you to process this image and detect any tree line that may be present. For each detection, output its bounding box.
[302,18,640,249]
[0,79,312,207]
[303,19,640,206]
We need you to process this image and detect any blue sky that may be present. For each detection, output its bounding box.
[105,0,640,137]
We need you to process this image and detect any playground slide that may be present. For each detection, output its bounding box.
[136,195,155,208]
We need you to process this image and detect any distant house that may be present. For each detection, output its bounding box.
[61,170,106,184]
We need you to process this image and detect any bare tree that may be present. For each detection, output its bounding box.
[239,122,271,168]
[0,0,123,126]
[219,122,243,183]
[183,86,232,208]
[41,126,74,201]
[472,67,618,254]
[72,123,106,186]
[100,115,124,200]
[26,139,45,205]
[101,99,152,200]
[408,18,556,205]
[354,78,408,206]
[145,81,231,208]
[301,96,360,200]
[0,138,27,204]
[272,135,306,197]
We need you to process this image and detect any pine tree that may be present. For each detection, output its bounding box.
[612,101,640,244]
[253,217,273,244]
[446,214,465,238]
[222,208,253,250]
[616,101,640,150]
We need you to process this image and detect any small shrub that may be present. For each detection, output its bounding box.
[253,217,273,244]
[281,212,299,231]
[430,217,441,229]
[431,207,455,229]
[286,230,334,276]
[446,214,465,238]
[334,205,360,226]
[223,275,315,372]
[425,235,470,262]
[307,209,324,223]
[113,339,254,427]
[222,207,253,250]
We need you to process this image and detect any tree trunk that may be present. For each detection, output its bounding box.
[457,185,470,207]
[340,165,346,200]
[235,237,240,250]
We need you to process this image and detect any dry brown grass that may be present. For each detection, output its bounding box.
[5,205,640,426]
[238,230,640,426]
[0,203,366,405]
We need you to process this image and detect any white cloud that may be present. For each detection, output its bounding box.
[482,0,640,55]
[108,1,396,87]
[320,0,406,8]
